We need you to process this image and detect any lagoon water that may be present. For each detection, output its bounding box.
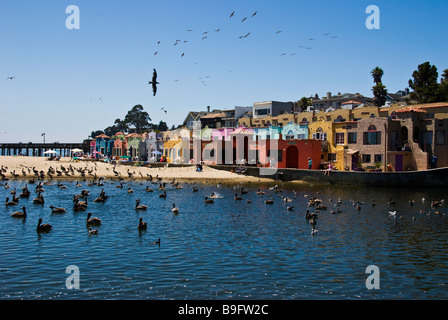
[1,178,448,300]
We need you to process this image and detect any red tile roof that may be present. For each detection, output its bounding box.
[394,106,426,114]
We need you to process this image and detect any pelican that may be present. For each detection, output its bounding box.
[11,206,27,218]
[86,212,101,226]
[36,218,52,232]
[172,203,179,214]
[50,205,66,214]
[135,199,148,210]
[204,197,214,204]
[148,68,159,96]
[138,217,148,230]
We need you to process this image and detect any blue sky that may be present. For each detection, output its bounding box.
[1,0,447,143]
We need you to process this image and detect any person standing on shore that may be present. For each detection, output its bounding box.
[308,157,312,170]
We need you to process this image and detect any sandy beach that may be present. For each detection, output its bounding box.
[0,156,273,184]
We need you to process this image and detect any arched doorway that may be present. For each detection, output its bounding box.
[286,146,299,168]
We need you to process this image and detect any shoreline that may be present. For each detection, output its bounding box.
[0,156,275,185]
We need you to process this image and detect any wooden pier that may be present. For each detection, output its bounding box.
[0,142,90,157]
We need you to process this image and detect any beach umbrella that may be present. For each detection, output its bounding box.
[43,150,58,154]
[71,148,83,153]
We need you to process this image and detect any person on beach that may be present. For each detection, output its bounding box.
[308,157,312,170]
[324,161,332,176]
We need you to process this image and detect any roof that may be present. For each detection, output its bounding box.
[394,106,427,114]
[231,127,254,135]
[125,133,144,138]
[201,112,227,119]
[342,100,362,105]
[417,102,448,109]
[95,134,110,139]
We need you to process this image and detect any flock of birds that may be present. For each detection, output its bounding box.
[147,8,339,99]
[3,160,445,241]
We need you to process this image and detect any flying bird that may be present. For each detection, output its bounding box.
[275,30,282,34]
[202,36,208,40]
[148,68,159,96]
[181,53,185,57]
[241,17,247,22]
[252,11,257,17]
[215,28,221,32]
[308,38,315,40]
[154,51,158,55]
[323,33,330,36]
[230,11,235,18]
[6,77,15,80]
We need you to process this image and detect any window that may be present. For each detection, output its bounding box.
[328,153,337,161]
[374,154,382,163]
[436,130,445,145]
[256,109,270,116]
[362,154,371,163]
[363,131,381,145]
[335,132,345,145]
[285,130,294,140]
[348,132,357,144]
[312,132,327,141]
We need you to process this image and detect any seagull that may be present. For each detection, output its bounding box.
[230,11,235,18]
[215,28,220,32]
[202,36,208,40]
[389,210,397,217]
[324,33,330,36]
[202,31,208,35]
[148,68,159,96]
[6,77,15,80]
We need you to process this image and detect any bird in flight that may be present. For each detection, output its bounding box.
[230,11,235,18]
[6,76,15,80]
[161,107,167,113]
[252,11,257,17]
[323,33,330,36]
[275,30,282,34]
[148,69,159,96]
[154,51,158,55]
[181,53,185,57]
[241,17,247,22]
[202,36,208,40]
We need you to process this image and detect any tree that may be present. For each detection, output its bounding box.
[438,69,448,102]
[408,62,440,103]
[123,105,152,133]
[155,120,168,131]
[297,97,312,112]
[371,66,384,84]
[90,130,105,139]
[371,67,388,107]
[372,83,387,107]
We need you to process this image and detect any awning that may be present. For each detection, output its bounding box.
[345,149,359,155]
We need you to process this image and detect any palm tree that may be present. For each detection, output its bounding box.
[371,67,384,84]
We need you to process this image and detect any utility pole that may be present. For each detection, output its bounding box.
[42,133,46,144]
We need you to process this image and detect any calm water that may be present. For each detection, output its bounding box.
[1,177,448,300]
